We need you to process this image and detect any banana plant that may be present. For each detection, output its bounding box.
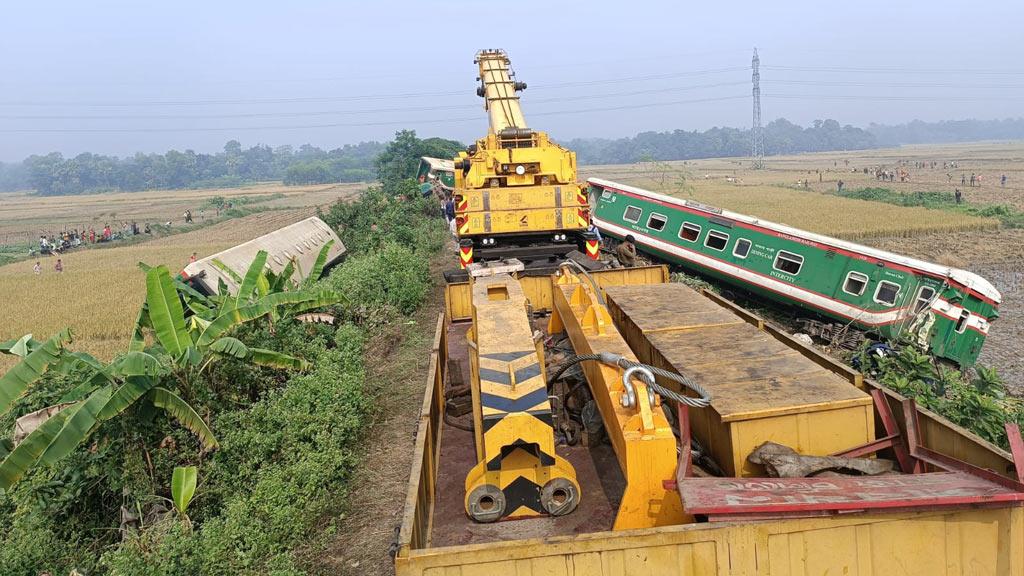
[171,465,198,530]
[0,263,338,492]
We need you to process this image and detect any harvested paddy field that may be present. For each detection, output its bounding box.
[0,181,362,246]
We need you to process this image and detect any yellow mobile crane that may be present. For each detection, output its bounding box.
[453,49,599,270]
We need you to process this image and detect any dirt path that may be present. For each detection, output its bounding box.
[314,260,447,576]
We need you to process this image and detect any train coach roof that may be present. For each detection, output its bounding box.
[588,178,1002,304]
[421,157,455,172]
[183,216,345,295]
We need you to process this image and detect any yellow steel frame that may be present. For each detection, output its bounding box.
[548,271,686,530]
[464,273,578,521]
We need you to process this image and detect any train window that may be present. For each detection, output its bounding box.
[647,213,667,232]
[773,251,804,275]
[874,281,901,306]
[955,310,970,333]
[915,286,937,313]
[623,206,642,223]
[705,230,729,251]
[733,238,751,258]
[679,222,701,242]
[843,271,869,296]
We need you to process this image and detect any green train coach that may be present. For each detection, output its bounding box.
[588,178,1001,366]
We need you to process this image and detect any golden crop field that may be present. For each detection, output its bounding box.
[618,177,1000,240]
[0,208,324,369]
[583,143,1017,240]
[0,181,362,246]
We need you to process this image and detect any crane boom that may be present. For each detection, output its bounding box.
[476,50,528,134]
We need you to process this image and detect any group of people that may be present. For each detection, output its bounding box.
[36,222,159,255]
[32,258,63,275]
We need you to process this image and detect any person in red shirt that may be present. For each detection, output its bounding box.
[189,252,197,264]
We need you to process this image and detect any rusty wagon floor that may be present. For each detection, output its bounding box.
[431,321,624,547]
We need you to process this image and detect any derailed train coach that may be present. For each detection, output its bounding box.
[588,178,1001,367]
[182,216,346,295]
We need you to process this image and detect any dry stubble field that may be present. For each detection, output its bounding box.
[0,181,362,246]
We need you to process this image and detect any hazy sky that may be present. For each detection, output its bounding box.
[0,0,1021,161]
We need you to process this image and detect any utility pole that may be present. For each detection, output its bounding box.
[751,48,765,169]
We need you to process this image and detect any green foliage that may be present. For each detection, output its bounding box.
[566,118,877,164]
[374,129,463,186]
[855,344,1024,448]
[326,243,429,320]
[171,466,198,518]
[839,187,1024,228]
[0,170,444,574]
[18,142,386,196]
[320,181,446,256]
[102,322,368,575]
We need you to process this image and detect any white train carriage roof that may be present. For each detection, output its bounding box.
[183,216,345,295]
[588,178,1001,304]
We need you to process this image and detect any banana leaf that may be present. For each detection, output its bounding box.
[272,259,297,291]
[129,304,150,353]
[236,250,268,306]
[171,466,198,514]
[209,337,249,359]
[0,329,73,417]
[210,258,243,284]
[0,406,75,490]
[196,301,275,347]
[286,290,345,314]
[149,388,217,449]
[0,334,38,357]
[39,385,113,466]
[97,376,156,421]
[110,351,166,378]
[249,348,309,371]
[145,267,191,357]
[303,240,335,287]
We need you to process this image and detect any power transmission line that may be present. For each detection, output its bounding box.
[0,81,749,121]
[764,64,1024,76]
[0,67,749,108]
[0,94,749,134]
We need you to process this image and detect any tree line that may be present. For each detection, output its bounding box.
[867,118,1024,147]
[564,118,878,165]
[4,117,1023,196]
[0,140,385,196]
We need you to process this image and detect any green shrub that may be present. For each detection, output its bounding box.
[102,323,369,575]
[325,242,430,319]
[839,187,1024,228]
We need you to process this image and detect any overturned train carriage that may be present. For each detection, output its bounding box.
[182,216,345,295]
[588,178,1001,366]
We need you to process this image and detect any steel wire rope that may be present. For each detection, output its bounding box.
[547,352,711,409]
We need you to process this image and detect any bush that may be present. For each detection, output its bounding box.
[325,243,430,322]
[102,323,369,575]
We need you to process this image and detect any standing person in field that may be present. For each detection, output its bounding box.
[1002,174,1007,187]
[955,188,962,204]
[33,261,41,275]
[616,235,638,268]
[54,259,63,273]
[962,174,966,186]
[836,179,844,193]
[189,252,198,264]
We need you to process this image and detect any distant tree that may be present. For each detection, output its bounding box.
[375,130,463,186]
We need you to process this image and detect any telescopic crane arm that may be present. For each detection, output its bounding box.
[475,49,528,134]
